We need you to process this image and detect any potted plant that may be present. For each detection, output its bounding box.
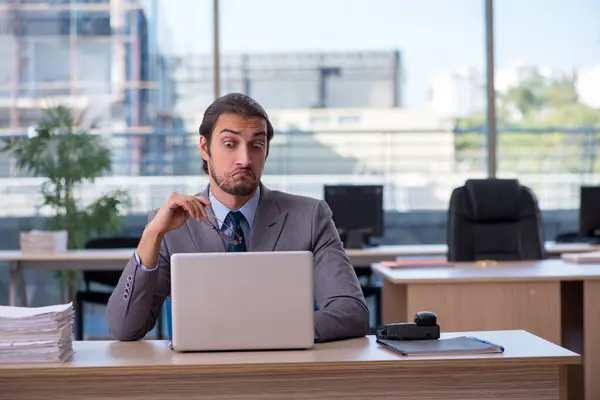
[1,104,131,301]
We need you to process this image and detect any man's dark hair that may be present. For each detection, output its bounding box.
[198,92,274,174]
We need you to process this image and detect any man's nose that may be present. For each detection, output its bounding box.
[235,147,251,166]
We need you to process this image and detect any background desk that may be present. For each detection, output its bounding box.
[0,330,578,400]
[347,241,600,269]
[4,241,599,306]
[1,249,134,307]
[372,259,600,400]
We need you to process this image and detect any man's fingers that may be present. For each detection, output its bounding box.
[195,196,212,207]
[180,202,196,220]
[186,197,207,218]
[192,196,210,218]
[170,195,209,220]
[193,198,208,218]
[176,198,198,220]
[186,199,204,220]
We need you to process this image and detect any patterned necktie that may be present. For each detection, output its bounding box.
[223,210,247,252]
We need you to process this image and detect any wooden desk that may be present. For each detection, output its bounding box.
[0,331,579,400]
[372,259,600,400]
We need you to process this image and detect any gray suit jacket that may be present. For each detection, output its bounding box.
[106,183,370,342]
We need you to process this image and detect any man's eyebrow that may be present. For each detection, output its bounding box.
[219,128,241,135]
[219,129,267,137]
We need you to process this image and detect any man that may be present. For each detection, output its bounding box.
[106,93,370,343]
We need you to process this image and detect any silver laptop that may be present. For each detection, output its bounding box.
[170,251,314,351]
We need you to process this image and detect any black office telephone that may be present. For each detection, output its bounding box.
[376,311,440,341]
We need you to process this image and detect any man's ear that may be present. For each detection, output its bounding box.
[199,135,209,162]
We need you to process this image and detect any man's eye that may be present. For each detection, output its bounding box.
[223,141,234,148]
[253,143,265,149]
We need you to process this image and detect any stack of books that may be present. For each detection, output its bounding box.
[0,302,74,363]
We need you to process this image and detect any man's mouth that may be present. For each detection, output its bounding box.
[231,170,252,178]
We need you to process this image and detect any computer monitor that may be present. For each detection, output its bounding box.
[579,186,600,239]
[324,184,384,249]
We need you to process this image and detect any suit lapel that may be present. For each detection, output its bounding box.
[249,184,288,251]
[185,185,226,253]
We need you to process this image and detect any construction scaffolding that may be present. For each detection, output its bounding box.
[0,0,175,135]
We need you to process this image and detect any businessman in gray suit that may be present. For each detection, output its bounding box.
[106,92,370,343]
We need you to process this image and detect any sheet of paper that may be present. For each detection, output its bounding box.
[0,302,73,319]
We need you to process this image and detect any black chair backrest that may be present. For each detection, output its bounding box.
[86,237,140,250]
[83,236,140,288]
[447,179,546,261]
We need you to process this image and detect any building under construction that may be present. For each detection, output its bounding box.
[0,0,176,135]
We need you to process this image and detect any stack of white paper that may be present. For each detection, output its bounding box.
[562,250,600,264]
[0,302,74,363]
[19,230,68,253]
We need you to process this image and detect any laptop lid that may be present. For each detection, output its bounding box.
[170,251,314,351]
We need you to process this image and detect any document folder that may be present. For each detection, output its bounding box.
[380,257,452,269]
[377,336,505,356]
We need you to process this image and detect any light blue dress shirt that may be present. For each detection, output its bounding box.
[208,185,260,243]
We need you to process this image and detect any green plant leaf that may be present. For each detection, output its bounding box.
[0,104,131,252]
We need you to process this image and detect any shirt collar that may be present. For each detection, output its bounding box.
[208,185,260,229]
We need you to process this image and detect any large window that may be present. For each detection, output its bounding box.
[213,0,487,212]
[492,0,600,210]
[0,0,489,219]
[4,0,597,229]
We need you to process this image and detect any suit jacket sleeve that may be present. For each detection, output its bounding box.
[105,211,171,340]
[312,200,370,342]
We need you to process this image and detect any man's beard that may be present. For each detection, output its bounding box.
[209,164,257,197]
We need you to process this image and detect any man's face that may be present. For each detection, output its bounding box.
[200,113,268,197]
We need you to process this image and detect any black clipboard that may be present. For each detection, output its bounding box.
[377,336,505,356]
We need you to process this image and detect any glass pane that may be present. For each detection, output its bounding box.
[213,0,487,215]
[0,1,192,128]
[18,11,71,36]
[0,0,487,234]
[0,0,210,214]
[493,0,600,211]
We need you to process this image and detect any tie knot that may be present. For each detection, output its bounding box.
[226,210,245,227]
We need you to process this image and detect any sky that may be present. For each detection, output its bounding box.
[143,0,600,109]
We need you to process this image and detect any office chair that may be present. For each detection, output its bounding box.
[447,178,546,261]
[361,284,382,333]
[74,236,163,340]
